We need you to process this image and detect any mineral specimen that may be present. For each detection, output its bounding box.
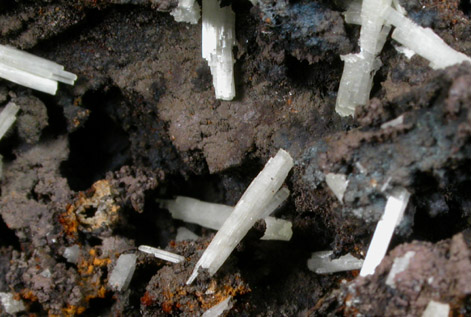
[187,149,293,284]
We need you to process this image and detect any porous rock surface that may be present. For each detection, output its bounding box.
[0,0,470,315]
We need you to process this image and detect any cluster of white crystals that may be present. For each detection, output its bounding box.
[138,245,185,263]
[187,149,293,284]
[307,251,363,274]
[202,0,236,100]
[108,254,137,291]
[202,296,233,317]
[359,187,410,277]
[0,292,26,314]
[422,300,450,317]
[0,45,77,95]
[337,1,471,117]
[160,187,292,241]
[385,251,415,288]
[170,0,201,24]
[335,0,392,117]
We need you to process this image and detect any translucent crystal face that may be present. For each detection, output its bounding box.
[108,254,137,291]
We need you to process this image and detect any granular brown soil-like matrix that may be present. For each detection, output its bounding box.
[0,0,471,315]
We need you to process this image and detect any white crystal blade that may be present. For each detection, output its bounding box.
[0,45,63,71]
[202,0,236,100]
[138,245,185,263]
[160,196,233,230]
[0,45,77,94]
[0,45,78,84]
[187,149,293,284]
[360,188,410,277]
[0,62,57,95]
[0,102,20,141]
[161,187,290,240]
[383,7,471,69]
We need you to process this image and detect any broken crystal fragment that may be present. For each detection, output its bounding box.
[339,1,469,116]
[202,0,236,100]
[307,251,363,274]
[170,0,201,24]
[422,300,450,317]
[381,114,404,129]
[325,173,349,203]
[385,251,415,288]
[160,187,291,241]
[383,7,471,70]
[63,245,81,264]
[176,227,200,242]
[343,1,362,25]
[0,45,77,95]
[187,149,293,284]
[393,45,415,60]
[0,292,25,314]
[108,254,137,291]
[260,217,293,241]
[202,296,233,317]
[0,102,20,141]
[138,245,185,263]
[360,188,410,277]
[40,269,51,278]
